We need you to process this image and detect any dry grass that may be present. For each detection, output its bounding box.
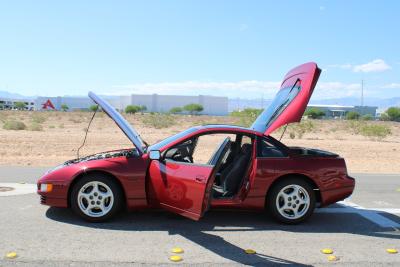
[0,110,399,174]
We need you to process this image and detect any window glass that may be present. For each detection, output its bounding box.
[251,82,301,132]
[257,138,286,158]
[192,133,236,164]
[241,135,252,146]
[148,127,199,151]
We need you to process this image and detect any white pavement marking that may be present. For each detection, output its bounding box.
[0,183,37,196]
[316,200,400,228]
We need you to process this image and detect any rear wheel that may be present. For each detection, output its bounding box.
[267,178,315,224]
[71,173,123,222]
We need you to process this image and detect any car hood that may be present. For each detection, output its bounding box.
[251,62,321,135]
[88,91,146,154]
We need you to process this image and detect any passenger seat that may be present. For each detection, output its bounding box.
[213,143,252,197]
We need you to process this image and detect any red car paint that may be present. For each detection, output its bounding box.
[37,125,355,220]
[37,62,355,221]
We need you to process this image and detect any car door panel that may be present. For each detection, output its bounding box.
[148,160,214,220]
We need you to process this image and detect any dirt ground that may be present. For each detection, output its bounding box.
[0,110,399,174]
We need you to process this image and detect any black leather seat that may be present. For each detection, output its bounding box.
[213,144,252,197]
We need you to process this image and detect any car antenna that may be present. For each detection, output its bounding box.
[279,124,288,141]
[77,106,98,159]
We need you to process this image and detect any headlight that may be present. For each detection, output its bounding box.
[40,184,53,192]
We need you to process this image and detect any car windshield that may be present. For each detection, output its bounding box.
[251,84,301,132]
[147,127,199,151]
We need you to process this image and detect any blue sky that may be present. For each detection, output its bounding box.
[0,0,399,100]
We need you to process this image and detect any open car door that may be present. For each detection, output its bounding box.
[251,62,321,135]
[148,138,231,220]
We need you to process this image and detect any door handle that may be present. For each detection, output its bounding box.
[195,175,206,183]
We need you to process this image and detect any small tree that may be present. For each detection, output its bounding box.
[386,107,400,121]
[14,102,26,110]
[89,105,99,112]
[169,107,183,114]
[125,105,140,114]
[184,103,203,115]
[61,104,69,112]
[346,111,360,120]
[304,108,325,119]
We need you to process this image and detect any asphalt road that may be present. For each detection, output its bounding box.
[0,166,399,266]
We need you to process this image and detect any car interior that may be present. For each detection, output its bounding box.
[163,133,254,199]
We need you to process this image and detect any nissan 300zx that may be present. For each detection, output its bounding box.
[37,62,355,224]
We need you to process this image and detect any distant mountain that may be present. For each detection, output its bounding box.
[0,90,34,100]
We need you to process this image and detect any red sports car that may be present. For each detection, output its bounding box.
[37,62,355,224]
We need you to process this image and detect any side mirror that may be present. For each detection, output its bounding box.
[149,150,161,160]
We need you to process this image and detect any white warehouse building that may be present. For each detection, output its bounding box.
[34,94,229,116]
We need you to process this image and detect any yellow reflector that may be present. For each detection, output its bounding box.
[321,249,333,254]
[171,247,184,253]
[244,249,256,254]
[387,248,398,254]
[327,255,338,261]
[5,252,17,259]
[169,255,182,262]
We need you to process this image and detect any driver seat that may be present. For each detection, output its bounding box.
[213,143,252,197]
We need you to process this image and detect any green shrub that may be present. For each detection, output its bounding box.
[49,125,55,128]
[29,122,43,131]
[379,113,390,121]
[3,120,26,130]
[304,108,325,119]
[360,124,391,140]
[125,105,140,114]
[61,104,69,112]
[89,105,99,112]
[346,111,360,120]
[346,120,364,134]
[169,107,183,114]
[59,123,64,128]
[361,114,373,121]
[32,114,46,124]
[142,114,176,129]
[386,107,400,121]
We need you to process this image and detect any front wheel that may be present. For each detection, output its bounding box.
[267,178,315,224]
[70,174,123,222]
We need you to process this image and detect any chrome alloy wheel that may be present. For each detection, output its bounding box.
[77,181,114,217]
[275,184,310,220]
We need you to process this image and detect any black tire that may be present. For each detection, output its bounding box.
[70,173,123,222]
[267,177,316,224]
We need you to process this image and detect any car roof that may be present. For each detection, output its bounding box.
[198,124,261,134]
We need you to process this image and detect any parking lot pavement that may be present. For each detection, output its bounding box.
[0,167,399,266]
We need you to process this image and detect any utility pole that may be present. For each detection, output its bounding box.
[361,80,364,106]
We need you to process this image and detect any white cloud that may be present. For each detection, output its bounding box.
[353,59,391,73]
[110,80,364,100]
[327,59,391,73]
[381,83,400,89]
